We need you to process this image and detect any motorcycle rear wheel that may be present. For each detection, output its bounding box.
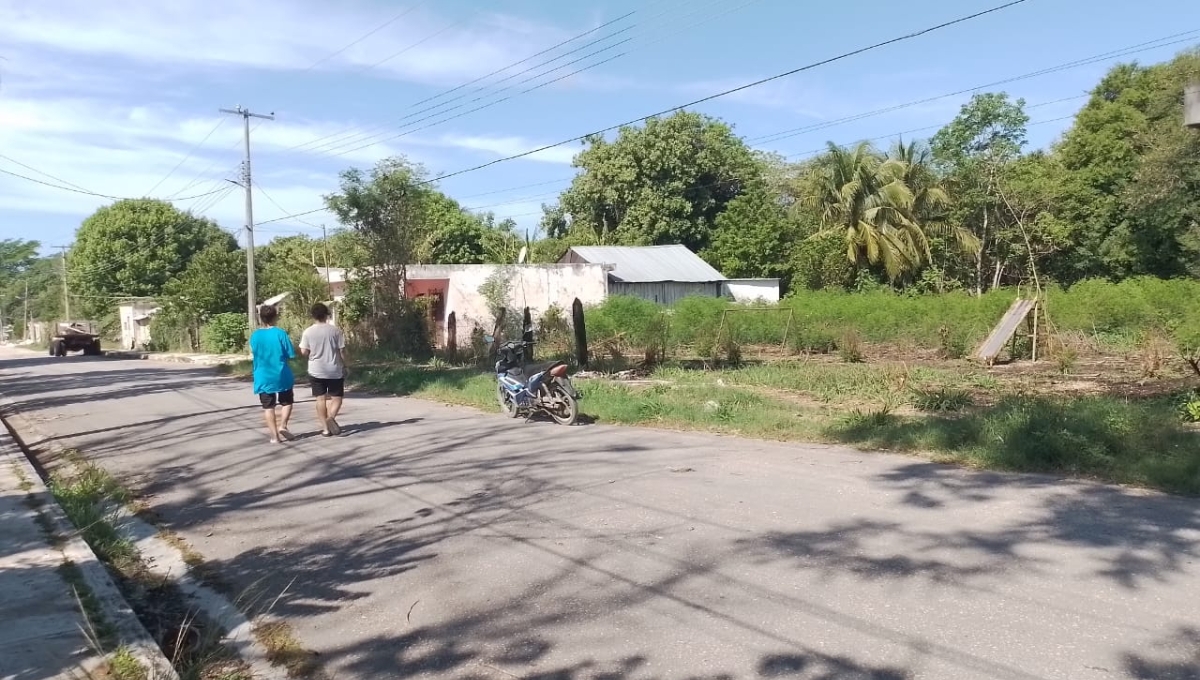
[546,383,579,426]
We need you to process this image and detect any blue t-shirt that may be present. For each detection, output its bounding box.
[249,326,296,394]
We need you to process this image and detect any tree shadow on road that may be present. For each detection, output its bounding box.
[1123,626,1200,679]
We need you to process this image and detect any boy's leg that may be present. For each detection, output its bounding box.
[259,393,281,442]
[325,378,345,434]
[311,378,331,435]
[278,389,295,440]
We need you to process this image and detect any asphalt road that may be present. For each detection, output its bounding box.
[1,348,1198,680]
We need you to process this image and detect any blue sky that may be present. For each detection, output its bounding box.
[1,0,1197,253]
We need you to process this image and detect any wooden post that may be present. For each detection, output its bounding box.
[489,308,506,361]
[781,309,795,352]
[572,298,588,367]
[1031,300,1040,362]
[446,312,457,363]
[522,306,534,360]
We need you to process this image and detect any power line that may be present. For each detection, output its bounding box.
[301,24,640,157]
[0,153,92,191]
[144,117,228,195]
[301,1,431,74]
[0,165,230,202]
[411,0,1029,187]
[304,0,766,160]
[284,11,638,155]
[748,28,1200,146]
[256,1,1027,226]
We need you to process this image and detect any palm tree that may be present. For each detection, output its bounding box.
[803,141,919,280]
[803,141,975,281]
[887,139,978,261]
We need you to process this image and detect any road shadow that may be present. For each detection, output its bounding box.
[1123,626,1200,679]
[738,461,1200,591]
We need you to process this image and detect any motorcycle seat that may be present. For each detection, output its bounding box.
[505,362,563,380]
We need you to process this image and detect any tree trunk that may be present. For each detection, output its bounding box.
[975,207,989,296]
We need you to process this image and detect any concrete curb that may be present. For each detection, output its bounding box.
[0,411,180,680]
[0,399,288,680]
[102,350,249,366]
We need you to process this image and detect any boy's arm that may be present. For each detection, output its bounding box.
[298,329,311,357]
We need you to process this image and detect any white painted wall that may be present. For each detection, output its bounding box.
[723,279,781,304]
[407,264,609,344]
[118,300,158,350]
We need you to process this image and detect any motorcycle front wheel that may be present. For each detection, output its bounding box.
[545,383,579,426]
[497,381,520,418]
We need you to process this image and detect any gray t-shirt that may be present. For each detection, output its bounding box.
[299,323,346,379]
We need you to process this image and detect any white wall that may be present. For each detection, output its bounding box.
[408,264,609,345]
[118,301,157,350]
[723,279,781,304]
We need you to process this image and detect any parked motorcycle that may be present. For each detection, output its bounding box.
[492,339,580,425]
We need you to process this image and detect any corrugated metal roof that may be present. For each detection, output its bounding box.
[565,245,726,283]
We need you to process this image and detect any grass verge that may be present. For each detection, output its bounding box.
[48,452,256,680]
[219,357,1200,495]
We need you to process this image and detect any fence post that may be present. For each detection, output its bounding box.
[446,312,457,363]
[572,298,588,367]
[523,306,534,360]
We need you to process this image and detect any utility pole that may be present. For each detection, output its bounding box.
[321,224,332,299]
[23,281,29,341]
[57,246,70,323]
[220,105,274,333]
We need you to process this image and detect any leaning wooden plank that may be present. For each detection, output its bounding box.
[973,298,1035,364]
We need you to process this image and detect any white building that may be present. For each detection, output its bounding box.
[559,245,780,305]
[321,263,610,347]
[117,298,160,350]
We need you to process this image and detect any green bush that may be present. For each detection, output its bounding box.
[200,313,248,354]
[790,325,838,354]
[587,296,670,364]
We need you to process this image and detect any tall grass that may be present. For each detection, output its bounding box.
[578,277,1200,363]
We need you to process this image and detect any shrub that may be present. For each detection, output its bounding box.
[910,386,974,412]
[586,296,670,365]
[200,313,247,354]
[838,330,864,363]
[937,325,969,360]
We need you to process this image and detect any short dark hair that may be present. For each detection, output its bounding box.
[310,302,330,322]
[259,304,278,325]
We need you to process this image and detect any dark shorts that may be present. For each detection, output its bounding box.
[259,389,295,409]
[310,377,345,398]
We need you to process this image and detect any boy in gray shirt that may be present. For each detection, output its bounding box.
[299,303,347,436]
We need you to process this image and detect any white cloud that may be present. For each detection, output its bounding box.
[0,0,575,87]
[437,135,578,165]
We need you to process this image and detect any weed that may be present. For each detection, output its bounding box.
[1177,390,1200,423]
[910,387,974,412]
[1136,330,1172,379]
[1054,346,1079,375]
[838,331,865,364]
[107,647,147,680]
[58,561,117,651]
[254,621,322,679]
[937,326,969,360]
[790,326,838,354]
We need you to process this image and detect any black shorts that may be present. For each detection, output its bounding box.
[310,377,345,398]
[259,389,295,409]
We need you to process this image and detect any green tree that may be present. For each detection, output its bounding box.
[257,236,330,311]
[70,199,235,315]
[804,141,947,281]
[932,92,1030,293]
[324,156,432,355]
[1047,50,1200,281]
[161,245,245,321]
[556,111,761,252]
[703,181,794,286]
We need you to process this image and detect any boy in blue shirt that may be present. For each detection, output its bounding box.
[249,304,296,443]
